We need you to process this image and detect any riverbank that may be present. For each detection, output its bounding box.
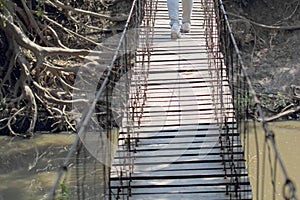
[224,0,300,120]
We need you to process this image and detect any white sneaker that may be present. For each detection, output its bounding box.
[181,22,191,33]
[171,23,181,39]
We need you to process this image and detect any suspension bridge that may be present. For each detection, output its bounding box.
[50,0,298,199]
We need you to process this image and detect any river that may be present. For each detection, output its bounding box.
[0,133,75,200]
[244,121,300,199]
[0,121,299,199]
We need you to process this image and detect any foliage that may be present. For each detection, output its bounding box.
[55,183,70,200]
[0,0,7,10]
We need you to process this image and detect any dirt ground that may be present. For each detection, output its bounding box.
[223,0,300,118]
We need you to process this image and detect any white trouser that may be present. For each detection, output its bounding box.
[167,0,193,25]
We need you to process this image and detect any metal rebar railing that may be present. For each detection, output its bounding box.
[48,0,156,199]
[203,0,298,199]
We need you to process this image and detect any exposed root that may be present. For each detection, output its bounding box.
[259,106,300,122]
[227,12,300,30]
[0,0,131,136]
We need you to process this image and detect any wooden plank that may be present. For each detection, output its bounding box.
[137,116,218,125]
[127,192,248,200]
[137,94,231,102]
[132,124,238,133]
[152,22,205,27]
[125,192,229,200]
[141,77,212,85]
[137,44,207,51]
[136,49,208,56]
[131,151,243,162]
[130,185,228,194]
[125,143,242,154]
[119,176,237,187]
[140,116,216,124]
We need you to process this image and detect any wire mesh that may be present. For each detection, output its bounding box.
[48,0,156,199]
[109,0,156,199]
[203,0,298,199]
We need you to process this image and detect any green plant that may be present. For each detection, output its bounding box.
[276,92,287,107]
[36,0,44,17]
[55,183,70,200]
[0,0,7,10]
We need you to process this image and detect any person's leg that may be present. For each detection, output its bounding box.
[167,0,179,25]
[167,0,180,38]
[182,0,193,24]
[181,0,193,32]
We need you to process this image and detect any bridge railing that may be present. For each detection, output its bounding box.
[48,0,156,199]
[204,0,298,199]
[203,1,250,199]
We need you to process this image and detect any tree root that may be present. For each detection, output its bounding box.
[259,106,300,122]
[291,85,300,101]
[227,12,300,30]
[0,0,132,136]
[45,0,128,22]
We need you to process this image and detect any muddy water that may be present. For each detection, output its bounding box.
[243,121,300,200]
[0,121,299,200]
[0,133,75,200]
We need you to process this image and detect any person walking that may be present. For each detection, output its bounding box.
[167,0,193,39]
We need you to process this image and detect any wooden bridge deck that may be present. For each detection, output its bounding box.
[110,0,252,199]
